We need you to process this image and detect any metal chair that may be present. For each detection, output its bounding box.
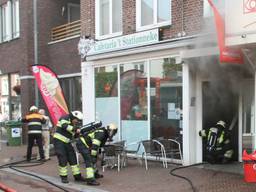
[123,141,142,166]
[157,138,183,165]
[141,139,167,170]
[102,140,125,172]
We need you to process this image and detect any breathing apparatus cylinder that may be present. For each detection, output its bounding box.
[80,121,102,135]
[206,127,218,152]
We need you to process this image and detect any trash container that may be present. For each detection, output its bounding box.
[5,121,23,146]
[242,150,256,183]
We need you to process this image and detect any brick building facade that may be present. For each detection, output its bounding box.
[2,0,248,166]
[0,0,81,120]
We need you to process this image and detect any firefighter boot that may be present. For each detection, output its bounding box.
[95,170,104,179]
[60,176,69,184]
[86,178,100,186]
[74,174,87,182]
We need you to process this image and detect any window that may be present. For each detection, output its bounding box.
[150,57,183,139]
[120,62,148,121]
[96,0,122,39]
[59,77,82,111]
[1,3,10,41]
[0,73,21,121]
[12,0,20,38]
[67,3,80,23]
[136,0,171,31]
[0,0,20,42]
[95,65,118,138]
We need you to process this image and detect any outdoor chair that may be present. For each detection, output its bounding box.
[123,141,142,166]
[141,139,167,170]
[102,140,126,172]
[157,138,183,166]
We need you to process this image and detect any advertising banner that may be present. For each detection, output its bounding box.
[226,0,256,46]
[32,65,69,125]
[208,0,244,64]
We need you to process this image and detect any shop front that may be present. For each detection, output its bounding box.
[81,29,192,164]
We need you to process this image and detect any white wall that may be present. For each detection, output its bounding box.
[183,62,199,165]
[81,61,95,124]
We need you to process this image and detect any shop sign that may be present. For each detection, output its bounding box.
[88,29,159,55]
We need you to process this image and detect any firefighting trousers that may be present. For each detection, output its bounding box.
[53,139,80,177]
[27,133,44,161]
[76,139,95,179]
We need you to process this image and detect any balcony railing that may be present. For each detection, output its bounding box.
[51,20,81,41]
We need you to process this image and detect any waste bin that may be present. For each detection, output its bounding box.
[242,150,256,183]
[5,121,23,146]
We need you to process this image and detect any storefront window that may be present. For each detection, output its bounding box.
[150,58,182,140]
[95,66,118,137]
[120,62,148,143]
[59,77,81,111]
[95,66,118,97]
[120,62,147,120]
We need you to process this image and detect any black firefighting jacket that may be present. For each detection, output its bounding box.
[53,114,76,143]
[79,128,109,156]
[22,112,46,134]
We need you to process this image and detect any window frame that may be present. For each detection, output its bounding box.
[136,0,172,32]
[67,3,80,23]
[95,0,122,40]
[0,0,20,43]
[11,0,20,38]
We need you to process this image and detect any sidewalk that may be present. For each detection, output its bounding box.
[0,144,256,192]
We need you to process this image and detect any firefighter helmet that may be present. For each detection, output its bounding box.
[71,111,83,121]
[106,123,118,141]
[216,120,226,128]
[29,105,38,112]
[107,123,117,131]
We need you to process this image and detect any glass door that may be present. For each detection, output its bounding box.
[242,80,256,153]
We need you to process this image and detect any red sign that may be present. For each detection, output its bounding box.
[244,0,256,14]
[32,65,69,125]
[208,0,244,64]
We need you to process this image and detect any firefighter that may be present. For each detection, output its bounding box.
[53,111,86,183]
[199,120,234,164]
[76,123,118,186]
[22,106,46,162]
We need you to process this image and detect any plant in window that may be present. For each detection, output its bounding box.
[95,71,117,97]
[163,58,182,78]
[13,84,21,95]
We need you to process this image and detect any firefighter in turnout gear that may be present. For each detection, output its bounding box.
[53,111,86,184]
[22,106,46,162]
[199,120,234,164]
[76,123,118,186]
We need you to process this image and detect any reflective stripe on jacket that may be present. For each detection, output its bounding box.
[79,128,108,156]
[22,112,46,134]
[54,114,75,142]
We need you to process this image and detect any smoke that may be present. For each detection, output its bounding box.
[188,1,253,125]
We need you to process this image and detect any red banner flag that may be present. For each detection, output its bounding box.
[208,0,244,64]
[32,65,69,125]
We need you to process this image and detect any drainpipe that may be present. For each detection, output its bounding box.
[33,0,39,107]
